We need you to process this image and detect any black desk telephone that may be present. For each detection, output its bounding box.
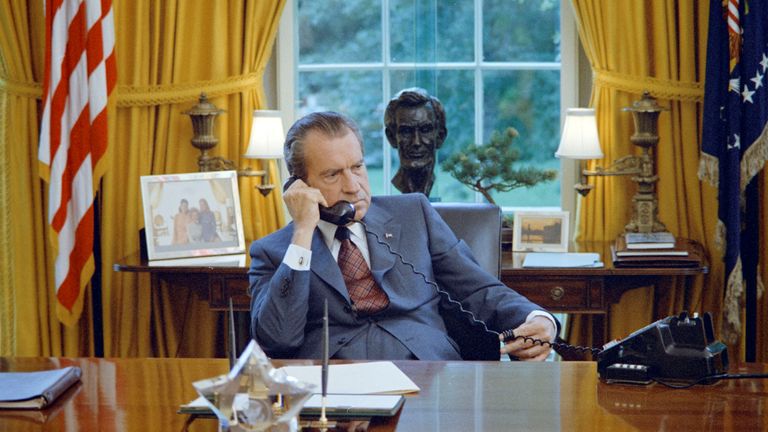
[502,311,732,386]
[596,311,729,385]
[283,176,355,226]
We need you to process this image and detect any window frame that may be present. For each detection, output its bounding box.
[276,0,581,216]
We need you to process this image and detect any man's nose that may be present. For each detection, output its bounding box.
[340,171,360,192]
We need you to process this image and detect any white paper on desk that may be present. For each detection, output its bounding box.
[522,252,602,268]
[279,361,419,395]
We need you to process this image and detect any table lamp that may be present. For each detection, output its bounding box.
[555,107,604,196]
[555,92,668,234]
[183,95,284,196]
[242,110,285,196]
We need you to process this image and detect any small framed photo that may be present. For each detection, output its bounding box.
[140,171,245,261]
[512,211,570,252]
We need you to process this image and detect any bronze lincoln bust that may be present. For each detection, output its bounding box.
[384,88,447,196]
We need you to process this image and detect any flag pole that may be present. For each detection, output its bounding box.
[92,187,105,358]
[744,182,759,362]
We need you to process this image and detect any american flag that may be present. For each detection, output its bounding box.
[700,0,767,344]
[38,0,116,325]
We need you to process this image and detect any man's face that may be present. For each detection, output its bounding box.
[394,105,438,169]
[304,129,372,220]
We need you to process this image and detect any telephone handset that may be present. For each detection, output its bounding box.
[318,201,356,226]
[283,176,356,226]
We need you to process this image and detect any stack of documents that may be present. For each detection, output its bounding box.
[622,232,676,249]
[612,237,704,268]
[180,361,419,419]
[522,252,602,268]
[280,361,419,395]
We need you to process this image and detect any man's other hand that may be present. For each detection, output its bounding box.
[499,316,556,361]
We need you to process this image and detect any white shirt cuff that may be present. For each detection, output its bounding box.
[283,244,312,271]
[526,310,558,341]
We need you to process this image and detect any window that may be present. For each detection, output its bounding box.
[277,0,578,210]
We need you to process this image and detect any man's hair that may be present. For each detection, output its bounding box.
[283,111,364,179]
[384,87,447,149]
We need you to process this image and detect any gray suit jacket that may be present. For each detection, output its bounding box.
[249,193,547,360]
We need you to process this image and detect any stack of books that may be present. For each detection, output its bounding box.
[612,232,703,267]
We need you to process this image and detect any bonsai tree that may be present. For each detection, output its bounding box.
[441,127,557,205]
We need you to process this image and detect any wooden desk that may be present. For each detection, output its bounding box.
[501,241,708,345]
[113,253,250,312]
[1,358,765,431]
[115,241,708,348]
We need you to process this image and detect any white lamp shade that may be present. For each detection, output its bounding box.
[555,108,604,159]
[244,110,285,159]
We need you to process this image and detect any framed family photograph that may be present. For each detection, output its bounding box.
[512,211,570,252]
[140,171,246,261]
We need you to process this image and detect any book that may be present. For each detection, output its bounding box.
[0,366,81,409]
[180,393,406,419]
[615,249,689,257]
[612,238,705,268]
[623,232,676,249]
[614,236,689,257]
[301,393,405,418]
[0,391,71,424]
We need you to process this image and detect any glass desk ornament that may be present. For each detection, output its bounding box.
[193,339,315,432]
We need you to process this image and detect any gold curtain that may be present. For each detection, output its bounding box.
[0,0,87,356]
[0,0,286,357]
[567,1,729,348]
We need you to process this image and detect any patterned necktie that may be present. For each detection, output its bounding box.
[335,226,389,314]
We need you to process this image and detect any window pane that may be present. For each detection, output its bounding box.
[483,0,560,62]
[389,0,474,63]
[292,0,565,208]
[298,71,386,193]
[483,69,560,207]
[298,0,382,64]
[492,159,561,207]
[389,69,475,201]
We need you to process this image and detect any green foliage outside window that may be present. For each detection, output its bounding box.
[295,0,563,207]
[441,127,557,205]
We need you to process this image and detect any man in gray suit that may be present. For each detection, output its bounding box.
[249,111,557,360]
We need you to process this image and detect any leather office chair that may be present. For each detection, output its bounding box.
[432,202,503,360]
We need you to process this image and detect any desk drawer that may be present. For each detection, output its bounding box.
[208,276,251,311]
[502,276,603,311]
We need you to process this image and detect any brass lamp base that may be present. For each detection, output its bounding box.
[238,166,275,196]
[574,182,594,197]
[184,93,276,195]
[575,92,669,234]
[256,184,275,197]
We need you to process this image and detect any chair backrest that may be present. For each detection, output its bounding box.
[432,202,503,360]
[432,202,502,278]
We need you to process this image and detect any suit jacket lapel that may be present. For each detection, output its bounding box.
[362,204,400,282]
[309,229,350,302]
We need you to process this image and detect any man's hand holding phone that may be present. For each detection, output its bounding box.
[283,177,327,249]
